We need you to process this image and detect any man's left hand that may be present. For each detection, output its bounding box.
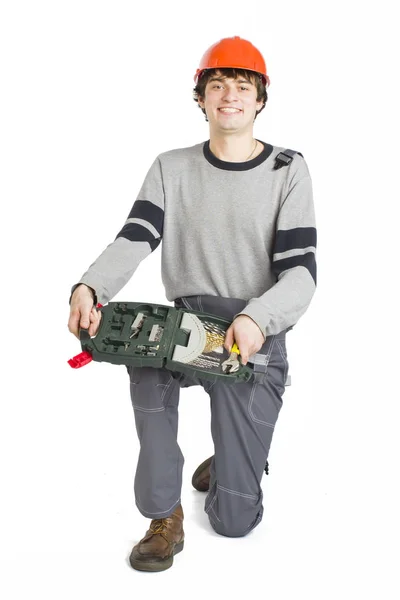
[224,315,265,365]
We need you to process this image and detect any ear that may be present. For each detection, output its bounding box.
[198,95,205,109]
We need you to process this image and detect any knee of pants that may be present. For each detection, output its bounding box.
[205,491,264,538]
[207,509,263,538]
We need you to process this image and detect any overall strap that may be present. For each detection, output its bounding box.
[274,148,303,170]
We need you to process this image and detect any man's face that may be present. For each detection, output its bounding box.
[198,70,263,134]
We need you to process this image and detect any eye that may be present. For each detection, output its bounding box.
[240,86,250,91]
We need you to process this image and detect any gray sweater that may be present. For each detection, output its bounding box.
[73,140,317,338]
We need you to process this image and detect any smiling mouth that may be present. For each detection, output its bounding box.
[218,108,242,115]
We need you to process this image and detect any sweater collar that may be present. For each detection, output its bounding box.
[203,139,273,171]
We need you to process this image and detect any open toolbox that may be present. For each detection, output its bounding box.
[68,301,254,384]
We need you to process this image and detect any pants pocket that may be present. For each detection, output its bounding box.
[128,366,175,411]
[275,339,289,388]
[264,338,288,398]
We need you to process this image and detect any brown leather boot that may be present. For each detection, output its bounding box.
[192,456,270,491]
[191,456,213,491]
[129,504,184,572]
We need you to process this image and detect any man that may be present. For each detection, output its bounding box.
[68,36,317,572]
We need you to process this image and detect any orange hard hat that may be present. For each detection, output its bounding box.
[194,36,270,87]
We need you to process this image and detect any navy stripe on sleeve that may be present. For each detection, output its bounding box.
[115,223,158,243]
[127,200,164,236]
[273,252,317,285]
[274,227,317,253]
[149,238,161,252]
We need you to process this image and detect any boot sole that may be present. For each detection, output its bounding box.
[191,456,213,491]
[129,540,184,572]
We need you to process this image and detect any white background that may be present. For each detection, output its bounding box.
[0,0,398,597]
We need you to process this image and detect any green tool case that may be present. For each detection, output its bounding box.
[76,301,253,384]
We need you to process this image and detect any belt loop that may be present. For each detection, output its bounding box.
[252,353,270,374]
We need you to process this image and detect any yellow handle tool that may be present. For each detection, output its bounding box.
[221,342,241,373]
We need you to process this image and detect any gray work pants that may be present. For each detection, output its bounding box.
[127,295,289,538]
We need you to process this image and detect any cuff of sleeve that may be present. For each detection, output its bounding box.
[233,306,270,341]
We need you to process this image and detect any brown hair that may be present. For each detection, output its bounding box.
[193,68,268,122]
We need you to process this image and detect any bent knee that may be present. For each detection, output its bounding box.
[207,509,263,538]
[210,522,249,537]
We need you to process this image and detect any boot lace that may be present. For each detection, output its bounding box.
[150,518,169,535]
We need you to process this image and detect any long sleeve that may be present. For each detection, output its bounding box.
[70,157,164,305]
[234,159,317,337]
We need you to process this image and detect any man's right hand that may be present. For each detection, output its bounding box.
[68,284,102,339]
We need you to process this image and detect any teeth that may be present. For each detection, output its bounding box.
[219,108,241,113]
